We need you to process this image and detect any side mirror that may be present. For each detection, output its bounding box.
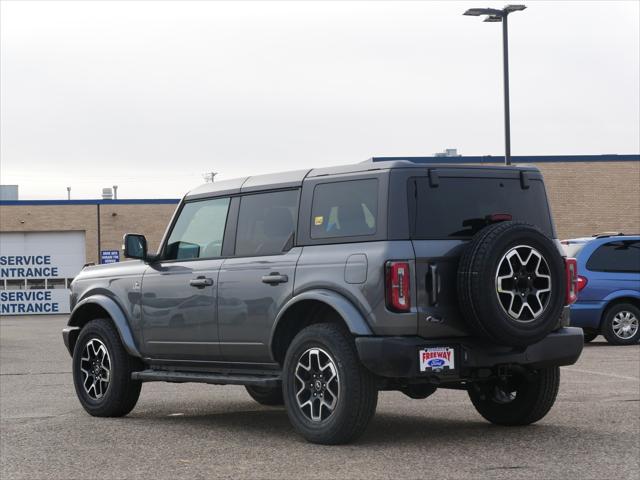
[123,233,148,261]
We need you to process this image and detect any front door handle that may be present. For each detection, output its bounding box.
[189,276,214,289]
[261,273,289,285]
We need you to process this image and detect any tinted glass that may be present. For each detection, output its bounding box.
[235,190,299,256]
[27,279,46,289]
[586,241,640,273]
[409,177,553,238]
[311,179,378,239]
[165,197,230,260]
[47,278,67,289]
[6,280,25,290]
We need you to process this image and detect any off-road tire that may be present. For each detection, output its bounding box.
[582,329,599,343]
[72,318,142,417]
[458,221,566,347]
[282,323,378,445]
[468,366,560,426]
[245,385,284,406]
[602,303,640,345]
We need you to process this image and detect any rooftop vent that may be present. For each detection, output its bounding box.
[434,148,461,158]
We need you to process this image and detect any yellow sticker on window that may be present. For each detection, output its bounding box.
[314,216,324,226]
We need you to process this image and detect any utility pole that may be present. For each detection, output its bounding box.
[203,172,218,183]
[66,187,71,200]
[463,4,527,166]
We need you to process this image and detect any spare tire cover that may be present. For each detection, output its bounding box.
[457,221,566,347]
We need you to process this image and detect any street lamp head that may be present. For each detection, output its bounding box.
[463,5,526,19]
[504,5,527,13]
[463,8,503,17]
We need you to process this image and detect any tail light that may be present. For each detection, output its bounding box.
[386,261,411,312]
[565,258,578,305]
[576,275,588,293]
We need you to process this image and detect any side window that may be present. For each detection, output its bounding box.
[586,241,640,273]
[165,197,230,260]
[235,190,299,257]
[310,179,378,239]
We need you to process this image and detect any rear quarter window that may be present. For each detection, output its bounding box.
[408,176,554,239]
[310,179,378,239]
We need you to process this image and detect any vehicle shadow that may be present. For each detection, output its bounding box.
[129,403,601,448]
[359,412,570,447]
[582,341,639,347]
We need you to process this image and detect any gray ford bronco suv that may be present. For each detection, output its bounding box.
[62,158,584,444]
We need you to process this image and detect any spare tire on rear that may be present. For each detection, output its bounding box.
[457,221,566,347]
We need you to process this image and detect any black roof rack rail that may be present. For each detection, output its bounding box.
[593,232,625,238]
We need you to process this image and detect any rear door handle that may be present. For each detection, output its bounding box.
[189,276,214,288]
[261,273,289,285]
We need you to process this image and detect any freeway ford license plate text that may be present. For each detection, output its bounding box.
[419,347,455,372]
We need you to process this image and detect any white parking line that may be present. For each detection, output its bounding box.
[563,367,640,382]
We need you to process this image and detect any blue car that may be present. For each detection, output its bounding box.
[562,234,640,345]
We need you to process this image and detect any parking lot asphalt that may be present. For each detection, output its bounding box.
[1,315,639,480]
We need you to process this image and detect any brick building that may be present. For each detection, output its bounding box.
[0,154,638,314]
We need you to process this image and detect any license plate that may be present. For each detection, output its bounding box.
[419,347,455,372]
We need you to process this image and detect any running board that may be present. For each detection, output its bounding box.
[132,369,281,387]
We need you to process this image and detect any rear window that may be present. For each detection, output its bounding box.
[409,176,554,239]
[586,240,640,273]
[311,179,378,239]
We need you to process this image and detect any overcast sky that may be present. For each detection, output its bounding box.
[1,0,638,199]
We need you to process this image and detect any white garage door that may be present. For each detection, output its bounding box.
[0,231,86,315]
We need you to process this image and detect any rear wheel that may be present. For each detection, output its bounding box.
[72,319,142,417]
[245,385,284,406]
[602,303,640,345]
[468,367,560,426]
[282,323,378,445]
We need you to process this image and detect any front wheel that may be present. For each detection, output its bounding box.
[282,323,378,445]
[72,318,142,417]
[468,367,560,426]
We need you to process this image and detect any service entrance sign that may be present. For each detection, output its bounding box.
[0,232,86,315]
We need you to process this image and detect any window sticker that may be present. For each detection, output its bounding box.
[314,215,324,226]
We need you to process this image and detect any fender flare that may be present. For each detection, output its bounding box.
[68,294,141,358]
[270,289,373,349]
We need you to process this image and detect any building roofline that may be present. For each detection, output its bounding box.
[0,199,180,206]
[369,154,640,164]
[3,155,637,205]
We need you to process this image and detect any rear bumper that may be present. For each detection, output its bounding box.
[570,302,605,329]
[355,327,584,381]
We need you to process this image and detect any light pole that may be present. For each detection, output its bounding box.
[464,4,526,165]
